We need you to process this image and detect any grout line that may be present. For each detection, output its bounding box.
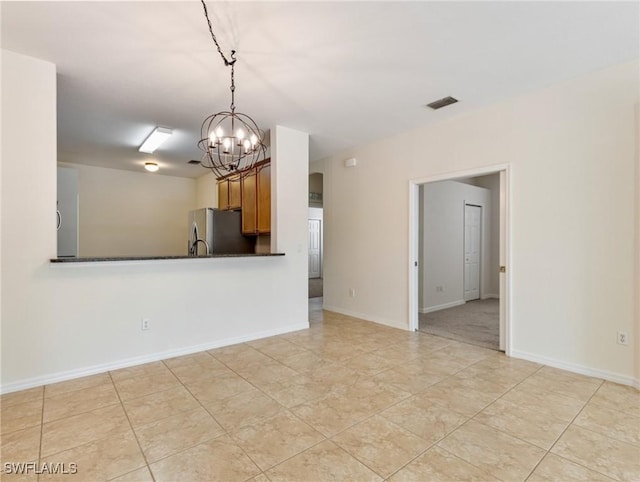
[108,371,157,482]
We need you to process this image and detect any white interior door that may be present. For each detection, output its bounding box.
[308,219,321,279]
[464,204,481,301]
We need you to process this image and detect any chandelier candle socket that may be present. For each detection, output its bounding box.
[197,0,266,179]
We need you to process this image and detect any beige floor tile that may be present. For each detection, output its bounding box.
[388,446,500,482]
[306,363,362,390]
[438,421,545,481]
[241,362,298,386]
[0,461,39,481]
[166,358,233,385]
[551,425,640,481]
[162,351,220,369]
[475,398,570,449]
[110,362,169,382]
[589,381,640,418]
[417,379,498,417]
[1,387,43,409]
[39,431,145,481]
[250,339,309,361]
[0,426,41,464]
[574,401,640,446]
[258,374,329,408]
[332,415,431,478]
[41,404,131,457]
[527,453,614,482]
[278,350,326,373]
[433,342,495,365]
[343,352,399,377]
[209,344,273,372]
[521,367,602,402]
[203,387,282,432]
[292,392,377,437]
[379,395,468,443]
[372,365,443,394]
[134,407,224,463]
[1,399,42,435]
[44,373,112,398]
[232,411,324,471]
[500,382,586,422]
[184,371,254,403]
[369,345,424,365]
[109,466,154,482]
[149,435,261,482]
[122,386,200,428]
[411,352,472,376]
[43,383,120,423]
[112,370,181,401]
[265,440,382,482]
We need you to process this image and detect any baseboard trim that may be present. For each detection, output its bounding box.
[322,305,408,331]
[481,293,499,300]
[511,349,640,389]
[419,300,466,314]
[0,322,309,395]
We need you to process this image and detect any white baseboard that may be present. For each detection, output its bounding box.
[0,322,309,395]
[511,349,640,389]
[481,293,499,300]
[322,305,408,331]
[419,300,466,314]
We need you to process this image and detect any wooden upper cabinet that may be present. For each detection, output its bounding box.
[228,174,242,210]
[217,179,229,210]
[241,168,257,234]
[257,164,271,234]
[217,175,242,211]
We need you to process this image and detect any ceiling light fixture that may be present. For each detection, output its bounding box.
[196,0,266,179]
[144,162,159,172]
[139,127,173,153]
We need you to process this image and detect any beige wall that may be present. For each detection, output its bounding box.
[314,60,639,386]
[60,163,197,257]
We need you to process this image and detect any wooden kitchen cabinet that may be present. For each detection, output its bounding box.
[241,168,257,234]
[240,161,271,235]
[257,163,271,234]
[217,174,242,210]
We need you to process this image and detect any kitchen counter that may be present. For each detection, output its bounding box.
[50,253,285,263]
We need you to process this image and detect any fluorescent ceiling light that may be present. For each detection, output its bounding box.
[139,127,172,153]
[144,162,159,172]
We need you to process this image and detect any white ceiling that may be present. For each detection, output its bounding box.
[2,1,638,178]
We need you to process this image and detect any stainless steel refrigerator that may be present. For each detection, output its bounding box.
[188,208,255,256]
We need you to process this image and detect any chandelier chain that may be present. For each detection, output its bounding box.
[200,0,236,67]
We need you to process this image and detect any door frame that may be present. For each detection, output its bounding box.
[408,163,512,355]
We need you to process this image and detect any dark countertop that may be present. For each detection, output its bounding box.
[50,253,285,263]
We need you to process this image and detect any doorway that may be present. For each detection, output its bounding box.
[409,165,510,354]
[308,173,324,299]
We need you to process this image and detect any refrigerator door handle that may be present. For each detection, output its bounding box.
[56,209,61,231]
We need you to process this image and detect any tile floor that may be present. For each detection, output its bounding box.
[1,299,639,481]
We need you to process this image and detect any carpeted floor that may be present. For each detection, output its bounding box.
[419,299,499,350]
[309,278,323,298]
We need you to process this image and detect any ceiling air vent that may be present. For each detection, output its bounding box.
[188,159,201,165]
[426,96,458,110]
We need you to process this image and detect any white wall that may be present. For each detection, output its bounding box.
[59,163,196,257]
[0,50,309,393]
[313,60,639,386]
[420,181,491,312]
[195,172,218,210]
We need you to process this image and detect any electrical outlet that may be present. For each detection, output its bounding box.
[617,331,628,345]
[349,288,356,298]
[141,318,150,331]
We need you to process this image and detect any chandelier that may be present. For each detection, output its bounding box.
[197,0,266,179]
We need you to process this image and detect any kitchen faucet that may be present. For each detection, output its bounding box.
[189,238,210,256]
